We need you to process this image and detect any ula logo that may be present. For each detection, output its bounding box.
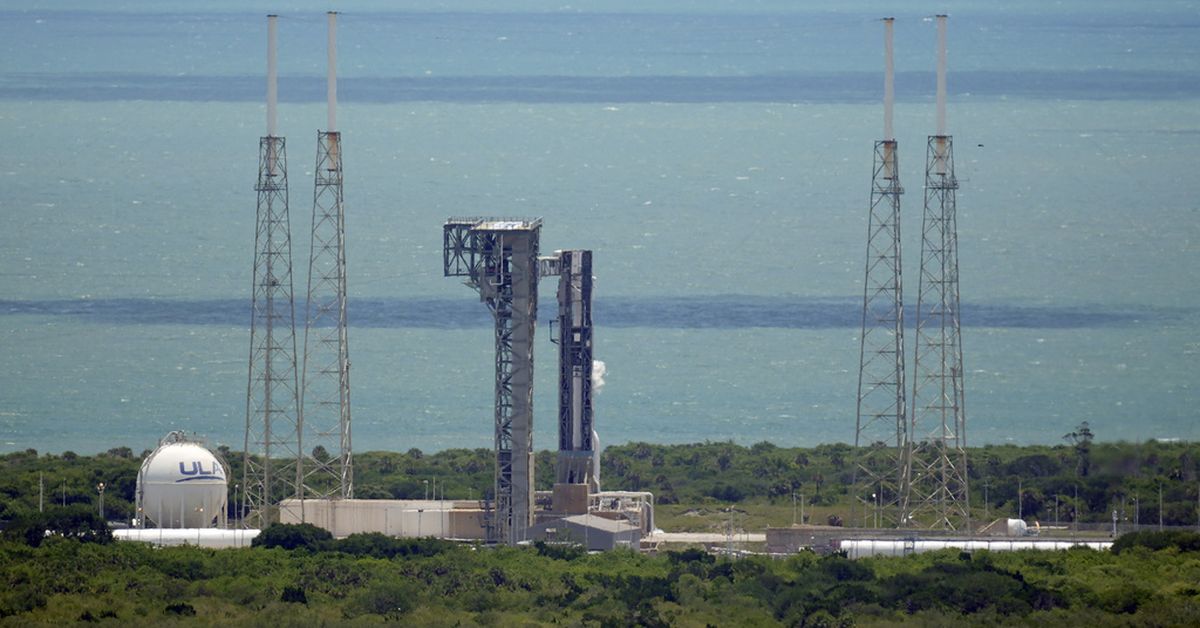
[176,461,224,482]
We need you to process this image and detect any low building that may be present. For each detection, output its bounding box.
[278,499,486,539]
[528,514,641,551]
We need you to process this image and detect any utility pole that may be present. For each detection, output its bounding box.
[39,472,44,512]
[726,508,734,557]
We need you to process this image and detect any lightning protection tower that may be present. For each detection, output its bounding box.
[854,17,906,529]
[243,14,303,528]
[444,218,542,545]
[300,11,353,503]
[539,249,599,491]
[904,14,970,531]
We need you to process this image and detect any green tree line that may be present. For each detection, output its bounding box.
[2,526,1200,624]
[3,438,1199,527]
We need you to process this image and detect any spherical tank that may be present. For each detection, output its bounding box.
[137,435,228,528]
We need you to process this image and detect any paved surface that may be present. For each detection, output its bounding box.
[646,531,766,544]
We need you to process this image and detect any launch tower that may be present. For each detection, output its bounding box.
[444,218,542,545]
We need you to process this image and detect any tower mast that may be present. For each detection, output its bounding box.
[301,11,353,502]
[243,14,303,528]
[854,17,906,529]
[905,14,970,531]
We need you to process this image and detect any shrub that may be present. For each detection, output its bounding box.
[1111,530,1200,554]
[252,522,332,551]
[281,585,308,604]
[345,579,416,619]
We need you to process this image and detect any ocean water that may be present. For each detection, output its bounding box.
[1,1,1198,455]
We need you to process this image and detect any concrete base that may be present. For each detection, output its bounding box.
[552,483,589,515]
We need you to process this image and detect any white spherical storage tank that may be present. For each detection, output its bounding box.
[136,432,228,529]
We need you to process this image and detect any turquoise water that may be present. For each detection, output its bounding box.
[1,2,1198,454]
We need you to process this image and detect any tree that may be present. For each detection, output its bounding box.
[1064,422,1095,477]
[2,505,112,547]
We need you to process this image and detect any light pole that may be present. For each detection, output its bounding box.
[1134,494,1140,529]
[97,482,106,521]
[792,492,797,526]
[1074,484,1079,534]
[1017,478,1023,519]
[800,493,805,525]
[424,479,429,500]
[1054,494,1059,526]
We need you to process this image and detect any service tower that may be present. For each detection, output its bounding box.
[444,218,542,545]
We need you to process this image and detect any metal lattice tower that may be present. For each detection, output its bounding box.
[903,14,970,531]
[444,218,541,545]
[540,250,598,489]
[300,12,352,502]
[854,17,906,529]
[242,14,302,529]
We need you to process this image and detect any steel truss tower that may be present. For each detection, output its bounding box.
[300,11,352,502]
[540,250,598,489]
[903,15,970,531]
[242,15,301,529]
[854,17,906,529]
[444,218,541,545]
